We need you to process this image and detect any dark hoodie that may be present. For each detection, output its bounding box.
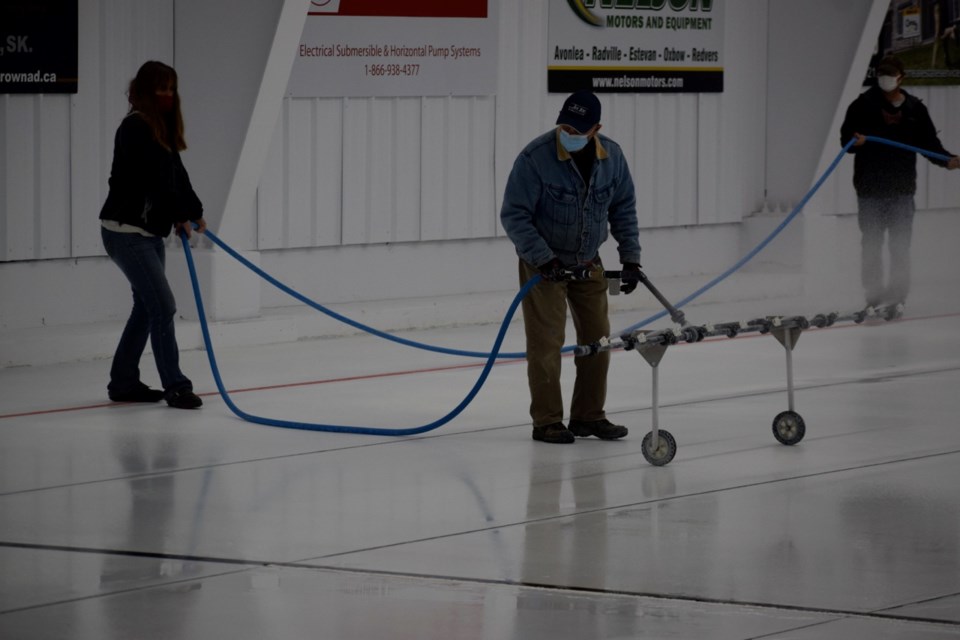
[99,113,203,237]
[840,86,953,197]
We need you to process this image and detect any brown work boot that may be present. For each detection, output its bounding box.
[532,422,575,444]
[568,418,628,440]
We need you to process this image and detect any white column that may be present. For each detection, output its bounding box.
[802,0,890,307]
[173,0,309,321]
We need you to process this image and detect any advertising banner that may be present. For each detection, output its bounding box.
[548,0,724,94]
[0,0,78,94]
[289,0,497,97]
[867,0,960,86]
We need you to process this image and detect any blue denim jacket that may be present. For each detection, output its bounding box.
[500,128,640,268]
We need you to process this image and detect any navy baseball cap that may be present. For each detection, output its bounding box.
[556,91,601,132]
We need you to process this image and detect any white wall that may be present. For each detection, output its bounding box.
[765,1,877,209]
[250,0,770,312]
[2,0,960,367]
[175,0,288,237]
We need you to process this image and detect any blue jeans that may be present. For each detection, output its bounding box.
[857,196,914,305]
[101,227,192,395]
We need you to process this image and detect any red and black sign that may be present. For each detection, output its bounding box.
[310,0,487,18]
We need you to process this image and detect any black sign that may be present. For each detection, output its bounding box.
[1,0,78,94]
[549,69,723,94]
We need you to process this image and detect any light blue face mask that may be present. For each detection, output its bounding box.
[559,128,590,153]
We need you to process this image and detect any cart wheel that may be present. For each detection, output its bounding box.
[641,429,677,466]
[772,411,805,445]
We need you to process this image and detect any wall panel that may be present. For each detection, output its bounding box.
[2,97,36,261]
[0,99,5,258]
[69,0,107,258]
[922,86,960,210]
[37,97,72,259]
[709,0,768,225]
[312,98,346,246]
[285,99,314,245]
[421,96,496,241]
[340,97,424,245]
[696,93,723,225]
[257,110,286,248]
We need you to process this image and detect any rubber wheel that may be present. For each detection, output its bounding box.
[772,410,806,445]
[641,429,677,466]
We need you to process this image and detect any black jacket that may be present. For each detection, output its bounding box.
[99,113,203,237]
[840,87,953,197]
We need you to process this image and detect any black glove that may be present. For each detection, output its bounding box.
[620,262,642,294]
[537,258,566,282]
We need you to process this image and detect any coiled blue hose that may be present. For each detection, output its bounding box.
[181,235,539,435]
[181,136,953,434]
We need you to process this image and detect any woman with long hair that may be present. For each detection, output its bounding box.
[99,60,206,409]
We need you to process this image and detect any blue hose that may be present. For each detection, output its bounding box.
[615,139,856,336]
[181,233,539,435]
[198,228,533,359]
[616,136,955,336]
[864,135,953,162]
[182,135,952,434]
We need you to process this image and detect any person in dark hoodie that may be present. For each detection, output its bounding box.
[840,55,959,309]
[99,61,206,409]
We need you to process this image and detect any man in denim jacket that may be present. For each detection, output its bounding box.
[500,91,641,444]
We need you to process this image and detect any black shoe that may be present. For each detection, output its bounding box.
[166,389,203,409]
[532,422,575,444]
[568,418,628,440]
[109,384,165,403]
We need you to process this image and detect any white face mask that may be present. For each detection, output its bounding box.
[877,75,900,93]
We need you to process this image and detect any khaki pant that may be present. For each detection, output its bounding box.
[518,260,610,427]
